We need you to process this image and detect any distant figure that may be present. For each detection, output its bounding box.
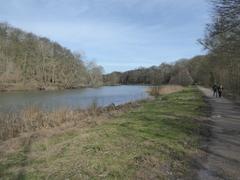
[218,84,224,98]
[212,83,218,97]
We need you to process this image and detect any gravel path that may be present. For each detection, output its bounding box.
[198,87,240,180]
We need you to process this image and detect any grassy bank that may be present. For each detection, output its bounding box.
[0,87,206,179]
[0,102,140,141]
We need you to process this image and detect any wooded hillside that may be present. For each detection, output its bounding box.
[103,59,195,86]
[0,23,103,91]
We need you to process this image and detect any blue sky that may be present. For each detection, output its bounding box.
[0,0,210,73]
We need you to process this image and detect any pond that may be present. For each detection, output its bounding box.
[0,85,149,112]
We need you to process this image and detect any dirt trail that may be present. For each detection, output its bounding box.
[198,87,240,180]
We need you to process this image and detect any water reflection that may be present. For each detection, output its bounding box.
[0,85,149,112]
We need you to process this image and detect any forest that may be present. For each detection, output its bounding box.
[0,23,103,91]
[104,0,240,97]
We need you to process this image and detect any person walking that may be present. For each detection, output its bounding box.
[218,84,224,98]
[212,83,218,97]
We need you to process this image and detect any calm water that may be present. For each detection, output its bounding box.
[0,85,149,112]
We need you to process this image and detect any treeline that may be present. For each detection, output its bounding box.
[101,55,212,87]
[199,0,240,96]
[103,57,210,87]
[0,23,103,91]
[103,60,194,86]
[105,0,240,96]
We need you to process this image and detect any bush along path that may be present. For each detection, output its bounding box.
[198,87,240,180]
[0,87,207,179]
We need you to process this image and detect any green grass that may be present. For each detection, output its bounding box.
[0,87,206,179]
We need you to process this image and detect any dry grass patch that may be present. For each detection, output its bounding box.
[0,101,142,141]
[148,85,184,97]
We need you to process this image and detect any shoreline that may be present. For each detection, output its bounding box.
[0,99,151,141]
[0,87,209,179]
[0,84,100,93]
[0,83,154,93]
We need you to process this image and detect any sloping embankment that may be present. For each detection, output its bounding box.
[0,87,208,179]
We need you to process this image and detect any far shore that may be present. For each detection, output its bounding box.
[0,83,104,92]
[0,83,153,92]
